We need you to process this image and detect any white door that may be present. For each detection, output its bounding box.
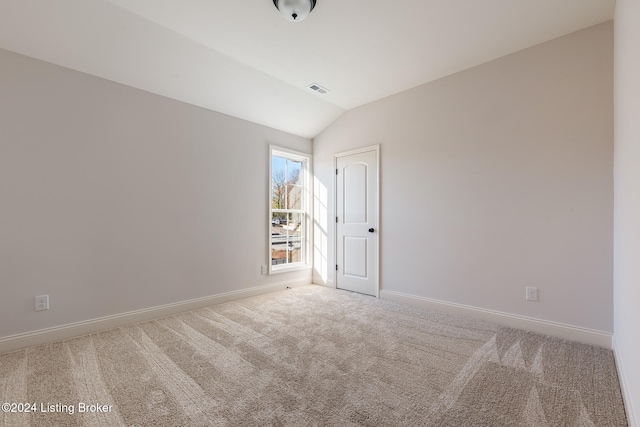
[336,148,378,296]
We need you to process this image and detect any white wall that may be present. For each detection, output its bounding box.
[614,0,640,424]
[313,22,613,332]
[0,48,311,339]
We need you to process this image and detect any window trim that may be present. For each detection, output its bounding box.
[268,145,312,274]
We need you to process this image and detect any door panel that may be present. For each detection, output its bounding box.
[344,163,368,224]
[336,149,378,296]
[343,236,367,278]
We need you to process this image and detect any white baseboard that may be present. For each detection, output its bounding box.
[379,290,613,349]
[613,336,637,427]
[0,279,311,355]
[311,281,336,289]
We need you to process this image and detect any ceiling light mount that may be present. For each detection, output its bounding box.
[273,0,317,23]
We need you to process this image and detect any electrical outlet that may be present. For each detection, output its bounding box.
[261,265,268,275]
[35,295,49,311]
[526,287,538,302]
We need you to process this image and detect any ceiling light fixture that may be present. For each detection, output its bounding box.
[273,0,317,23]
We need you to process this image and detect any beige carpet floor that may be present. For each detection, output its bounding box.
[0,285,628,426]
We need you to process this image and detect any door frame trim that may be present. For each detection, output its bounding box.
[334,144,380,298]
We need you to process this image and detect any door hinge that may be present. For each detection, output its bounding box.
[336,168,338,175]
[336,265,338,271]
[336,216,338,223]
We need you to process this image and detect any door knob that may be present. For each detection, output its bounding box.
[368,228,375,233]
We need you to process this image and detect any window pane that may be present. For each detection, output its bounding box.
[273,157,303,210]
[271,212,303,266]
[286,184,302,210]
[286,160,302,185]
[272,156,287,210]
[287,160,302,209]
[285,213,302,263]
[271,213,288,265]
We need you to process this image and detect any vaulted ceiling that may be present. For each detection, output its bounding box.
[0,0,615,138]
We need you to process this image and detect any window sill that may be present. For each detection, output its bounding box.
[270,264,312,275]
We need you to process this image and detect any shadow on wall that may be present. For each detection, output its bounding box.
[314,176,329,283]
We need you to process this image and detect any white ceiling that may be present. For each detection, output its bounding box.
[0,0,615,138]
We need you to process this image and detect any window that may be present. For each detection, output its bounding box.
[270,147,311,272]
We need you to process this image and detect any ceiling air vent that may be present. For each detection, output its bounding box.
[307,83,330,94]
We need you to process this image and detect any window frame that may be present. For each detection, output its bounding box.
[269,145,312,274]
